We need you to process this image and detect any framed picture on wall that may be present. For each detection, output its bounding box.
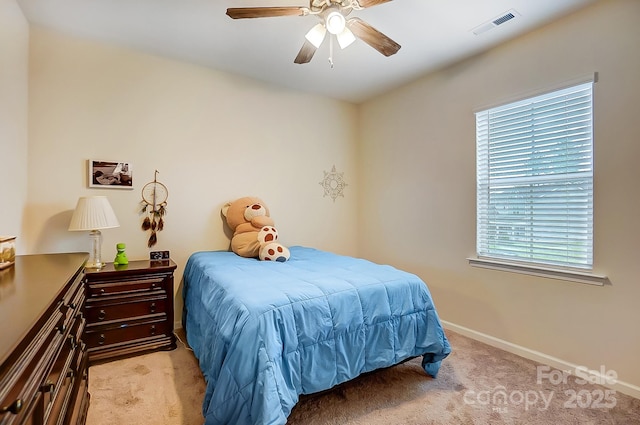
[88,160,134,189]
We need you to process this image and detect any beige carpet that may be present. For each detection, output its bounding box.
[86,330,640,425]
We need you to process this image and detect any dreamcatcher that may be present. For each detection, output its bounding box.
[140,170,168,248]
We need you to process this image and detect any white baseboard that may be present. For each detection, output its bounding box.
[441,320,640,400]
[174,320,183,330]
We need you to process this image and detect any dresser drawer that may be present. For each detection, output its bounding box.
[0,392,42,425]
[65,350,89,425]
[43,349,74,425]
[42,314,86,425]
[62,274,84,313]
[84,319,170,349]
[86,276,167,298]
[0,309,63,425]
[85,296,167,324]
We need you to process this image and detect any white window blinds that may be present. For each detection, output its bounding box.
[475,82,594,269]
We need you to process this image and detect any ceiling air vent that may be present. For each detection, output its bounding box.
[493,12,515,26]
[472,9,520,35]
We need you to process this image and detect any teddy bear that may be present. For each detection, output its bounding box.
[221,196,290,262]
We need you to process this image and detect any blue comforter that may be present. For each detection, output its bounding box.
[183,246,451,425]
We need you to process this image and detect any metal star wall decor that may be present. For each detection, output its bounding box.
[319,165,348,202]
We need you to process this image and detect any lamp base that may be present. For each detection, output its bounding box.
[87,229,106,269]
[85,260,107,270]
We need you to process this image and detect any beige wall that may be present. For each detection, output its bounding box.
[8,0,639,399]
[359,0,640,393]
[25,27,359,323]
[0,0,28,243]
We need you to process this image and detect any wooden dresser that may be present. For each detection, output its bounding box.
[0,253,90,425]
[83,259,177,364]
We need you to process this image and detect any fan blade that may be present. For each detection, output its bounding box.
[356,0,392,8]
[347,17,400,57]
[226,7,306,19]
[294,40,318,64]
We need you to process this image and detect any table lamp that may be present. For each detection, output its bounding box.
[69,196,120,269]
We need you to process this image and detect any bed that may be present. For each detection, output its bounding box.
[182,246,451,425]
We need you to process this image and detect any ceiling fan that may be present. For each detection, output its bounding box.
[226,0,401,65]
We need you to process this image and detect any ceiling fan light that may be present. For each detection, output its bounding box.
[325,11,346,35]
[337,28,356,49]
[305,23,327,48]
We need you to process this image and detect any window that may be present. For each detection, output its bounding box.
[475,82,594,272]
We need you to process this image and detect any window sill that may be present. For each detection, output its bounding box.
[467,257,608,286]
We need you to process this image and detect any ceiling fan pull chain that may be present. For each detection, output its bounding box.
[329,35,334,68]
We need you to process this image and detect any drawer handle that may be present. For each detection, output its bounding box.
[150,325,156,336]
[0,399,23,415]
[68,335,77,349]
[56,324,66,334]
[98,334,106,345]
[99,289,105,295]
[41,381,55,394]
[150,302,156,313]
[98,310,106,321]
[150,283,156,290]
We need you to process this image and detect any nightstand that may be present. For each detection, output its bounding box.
[83,259,177,364]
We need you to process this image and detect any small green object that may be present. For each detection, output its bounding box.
[114,243,129,266]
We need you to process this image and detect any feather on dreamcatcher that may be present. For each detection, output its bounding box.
[140,170,168,248]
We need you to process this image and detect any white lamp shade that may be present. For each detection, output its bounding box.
[305,23,327,48]
[69,196,120,231]
[337,28,356,49]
